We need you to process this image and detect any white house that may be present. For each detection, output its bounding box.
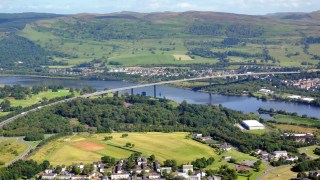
[41,173,57,180]
[273,151,288,158]
[148,172,161,179]
[182,165,194,173]
[220,143,232,151]
[160,167,172,175]
[111,173,130,180]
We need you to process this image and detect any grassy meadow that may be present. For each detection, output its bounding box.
[0,89,78,109]
[298,145,320,159]
[261,166,297,180]
[0,138,28,167]
[29,132,216,166]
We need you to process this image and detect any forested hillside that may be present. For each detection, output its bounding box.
[1,96,309,154]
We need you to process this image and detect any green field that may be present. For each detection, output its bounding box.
[0,89,78,108]
[271,114,320,126]
[0,138,28,167]
[298,145,320,159]
[29,132,217,166]
[261,166,296,180]
[19,19,317,68]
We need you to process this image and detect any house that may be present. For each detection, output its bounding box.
[141,163,150,172]
[286,155,299,161]
[194,133,203,137]
[182,165,194,173]
[200,136,212,141]
[41,173,57,179]
[309,170,320,177]
[220,143,232,151]
[71,175,88,180]
[160,167,172,175]
[186,175,200,180]
[258,88,271,94]
[148,172,161,179]
[273,151,288,158]
[154,161,161,172]
[56,174,71,180]
[283,133,314,143]
[116,164,123,173]
[195,170,206,178]
[235,165,251,171]
[255,149,262,155]
[61,165,67,172]
[111,172,130,180]
[260,151,269,156]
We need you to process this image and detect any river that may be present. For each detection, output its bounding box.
[1,76,320,118]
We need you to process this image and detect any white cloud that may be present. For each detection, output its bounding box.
[177,2,194,9]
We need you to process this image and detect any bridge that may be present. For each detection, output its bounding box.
[0,71,300,128]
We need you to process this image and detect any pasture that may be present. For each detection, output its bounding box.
[29,132,217,166]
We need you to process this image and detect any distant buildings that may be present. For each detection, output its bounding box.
[241,120,265,130]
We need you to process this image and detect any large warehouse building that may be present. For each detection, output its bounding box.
[241,120,265,130]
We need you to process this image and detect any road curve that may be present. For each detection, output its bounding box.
[0,71,300,128]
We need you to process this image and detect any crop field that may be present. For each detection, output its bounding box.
[261,166,297,180]
[0,89,78,108]
[29,132,218,166]
[0,138,28,167]
[173,54,193,60]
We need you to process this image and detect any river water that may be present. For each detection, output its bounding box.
[1,76,320,118]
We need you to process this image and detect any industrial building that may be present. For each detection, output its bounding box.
[241,120,265,130]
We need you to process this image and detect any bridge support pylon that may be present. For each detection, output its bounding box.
[154,85,157,98]
[131,88,134,96]
[115,91,119,97]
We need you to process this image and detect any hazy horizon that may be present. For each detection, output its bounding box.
[0,0,319,15]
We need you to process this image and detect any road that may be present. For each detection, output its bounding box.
[0,71,300,128]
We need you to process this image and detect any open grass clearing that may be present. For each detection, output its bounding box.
[0,138,28,167]
[298,145,320,158]
[0,89,78,108]
[271,114,320,126]
[274,124,320,135]
[29,132,217,166]
[261,166,297,180]
[173,54,193,60]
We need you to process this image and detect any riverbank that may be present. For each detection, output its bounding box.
[1,76,320,118]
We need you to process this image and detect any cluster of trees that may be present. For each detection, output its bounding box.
[205,165,237,180]
[0,35,67,68]
[186,23,265,38]
[314,148,320,156]
[188,48,275,63]
[2,95,307,154]
[0,160,50,179]
[191,157,215,169]
[306,36,320,44]
[292,159,320,172]
[23,132,45,141]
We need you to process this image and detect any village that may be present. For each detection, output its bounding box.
[38,155,222,180]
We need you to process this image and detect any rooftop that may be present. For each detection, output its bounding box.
[242,120,264,127]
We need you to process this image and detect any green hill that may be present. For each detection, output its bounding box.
[1,11,320,69]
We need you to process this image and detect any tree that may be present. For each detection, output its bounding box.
[297,172,307,178]
[73,166,81,175]
[253,160,262,171]
[148,154,155,162]
[55,166,62,174]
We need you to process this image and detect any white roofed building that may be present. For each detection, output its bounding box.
[241,120,265,130]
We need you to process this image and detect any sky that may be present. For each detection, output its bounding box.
[0,0,320,15]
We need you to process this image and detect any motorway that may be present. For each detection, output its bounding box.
[0,71,300,128]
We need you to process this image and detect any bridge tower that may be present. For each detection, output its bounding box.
[154,85,157,98]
